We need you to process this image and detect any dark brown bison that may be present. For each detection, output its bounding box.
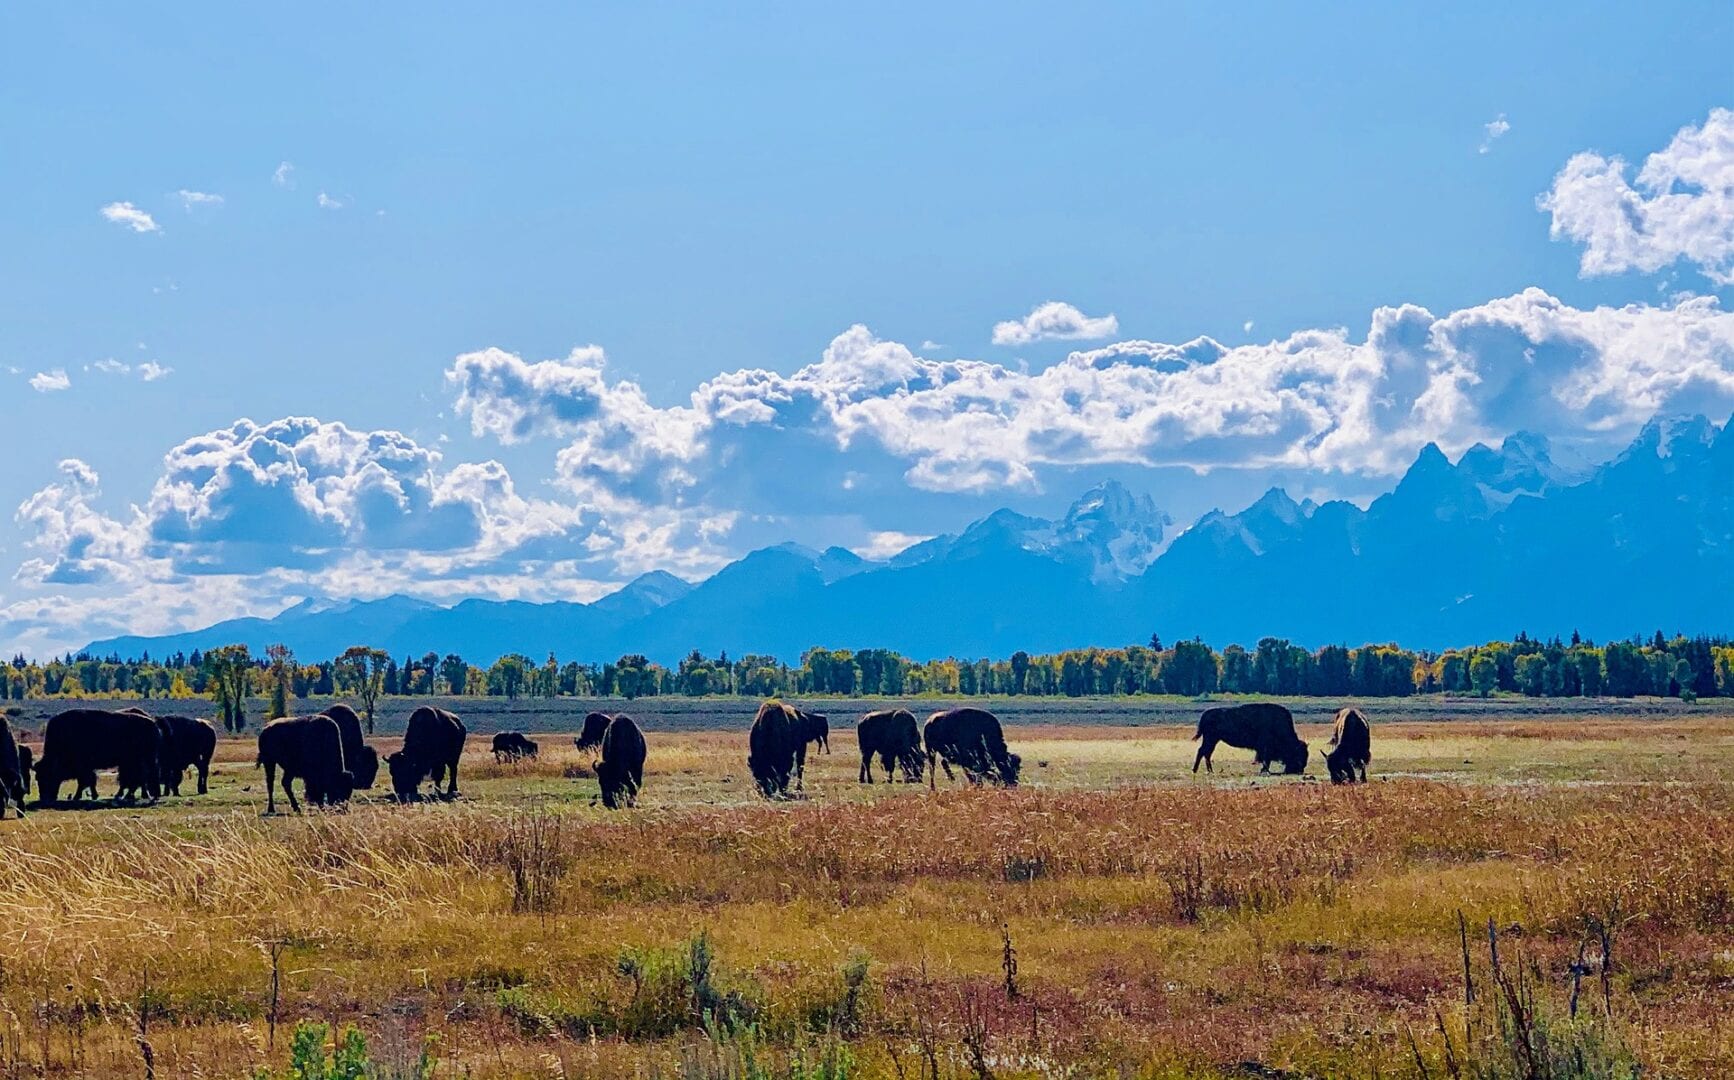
[17,745,33,801]
[256,714,354,814]
[155,715,218,796]
[791,707,830,790]
[857,709,923,783]
[387,706,466,801]
[746,700,804,798]
[925,708,1021,787]
[492,731,540,763]
[0,719,26,819]
[1192,702,1309,775]
[35,708,164,804]
[322,704,379,790]
[1325,707,1371,784]
[576,712,646,809]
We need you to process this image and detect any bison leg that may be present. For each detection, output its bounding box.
[794,745,807,791]
[445,755,460,797]
[282,770,302,815]
[858,748,872,784]
[263,763,278,814]
[1193,738,1217,774]
[197,759,210,796]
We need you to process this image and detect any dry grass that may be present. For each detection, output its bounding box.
[1,718,1732,1077]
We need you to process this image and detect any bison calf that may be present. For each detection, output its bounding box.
[156,715,218,796]
[1325,707,1372,784]
[577,712,646,809]
[1192,702,1309,776]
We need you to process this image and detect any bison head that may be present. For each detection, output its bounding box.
[997,752,1023,787]
[385,751,423,801]
[576,712,612,751]
[1282,740,1310,775]
[329,769,356,804]
[351,745,380,790]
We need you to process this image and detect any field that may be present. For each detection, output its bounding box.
[2,696,1732,1078]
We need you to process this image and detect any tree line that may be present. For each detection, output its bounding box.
[4,630,1731,721]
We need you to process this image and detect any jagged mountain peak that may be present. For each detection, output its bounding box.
[1624,413,1716,460]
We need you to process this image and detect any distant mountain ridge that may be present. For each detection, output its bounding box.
[81,417,1734,662]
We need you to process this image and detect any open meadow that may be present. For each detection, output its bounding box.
[2,697,1732,1077]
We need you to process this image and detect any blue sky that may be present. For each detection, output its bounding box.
[2,3,1732,654]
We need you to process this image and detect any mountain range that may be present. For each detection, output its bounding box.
[84,414,1734,663]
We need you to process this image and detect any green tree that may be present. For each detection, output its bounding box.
[1469,654,1498,698]
[205,644,254,732]
[335,646,390,732]
[265,643,295,720]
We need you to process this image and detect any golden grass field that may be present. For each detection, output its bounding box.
[2,709,1732,1078]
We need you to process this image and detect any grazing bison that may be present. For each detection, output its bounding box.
[492,731,540,763]
[0,719,26,819]
[1192,702,1309,775]
[1325,707,1372,784]
[17,745,32,800]
[791,707,830,790]
[386,706,466,801]
[256,714,354,814]
[857,709,923,783]
[156,715,218,796]
[746,700,804,798]
[322,704,379,790]
[35,708,164,804]
[576,712,646,809]
[925,708,1021,787]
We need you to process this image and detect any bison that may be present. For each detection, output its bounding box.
[576,712,646,809]
[791,707,830,790]
[1192,702,1309,775]
[35,708,164,805]
[256,714,354,814]
[156,715,218,796]
[322,704,379,790]
[746,700,805,798]
[386,706,466,801]
[492,731,540,763]
[857,709,923,783]
[0,719,26,819]
[1325,707,1371,784]
[925,708,1021,787]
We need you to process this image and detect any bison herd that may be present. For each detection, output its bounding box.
[0,697,1375,820]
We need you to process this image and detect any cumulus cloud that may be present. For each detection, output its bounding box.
[991,301,1119,346]
[1540,107,1734,285]
[176,189,223,209]
[317,191,346,210]
[139,361,173,381]
[93,359,129,375]
[450,290,1734,498]
[1480,113,1510,154]
[29,370,70,393]
[100,201,159,233]
[273,161,295,187]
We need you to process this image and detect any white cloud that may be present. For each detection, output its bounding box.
[1243,320,1255,334]
[176,189,223,209]
[920,340,945,351]
[992,301,1119,346]
[139,361,173,381]
[450,289,1734,497]
[1539,107,1734,285]
[100,201,159,233]
[29,370,70,393]
[273,161,295,187]
[1479,113,1511,154]
[94,359,130,375]
[317,191,346,210]
[858,531,931,561]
